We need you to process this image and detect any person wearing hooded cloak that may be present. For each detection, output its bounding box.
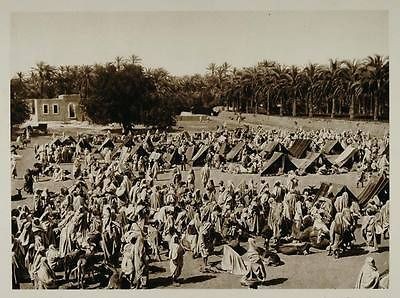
[354,257,380,289]
[201,163,210,188]
[329,208,353,258]
[58,211,76,258]
[198,222,213,270]
[24,169,34,195]
[241,238,267,287]
[169,234,185,285]
[133,235,148,289]
[35,256,57,289]
[121,234,135,286]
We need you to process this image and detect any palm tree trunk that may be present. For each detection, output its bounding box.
[255,97,258,114]
[308,94,313,118]
[350,95,355,120]
[280,97,284,116]
[331,97,335,118]
[305,96,309,116]
[40,81,44,98]
[266,91,270,115]
[326,98,329,114]
[292,98,297,117]
[338,98,342,115]
[359,96,363,115]
[373,95,378,121]
[363,96,366,115]
[369,94,373,117]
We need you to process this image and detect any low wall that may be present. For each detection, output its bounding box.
[176,115,209,121]
[218,112,389,136]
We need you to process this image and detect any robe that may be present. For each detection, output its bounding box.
[169,237,185,279]
[354,258,380,289]
[121,243,135,276]
[58,212,76,257]
[133,236,148,288]
[35,257,57,289]
[241,239,267,284]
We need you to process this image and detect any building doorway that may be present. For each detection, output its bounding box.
[68,103,76,118]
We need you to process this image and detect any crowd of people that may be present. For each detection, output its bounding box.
[11,126,389,289]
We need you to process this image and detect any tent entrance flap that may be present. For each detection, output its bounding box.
[260,152,297,176]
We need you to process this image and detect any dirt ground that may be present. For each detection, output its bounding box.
[10,119,389,289]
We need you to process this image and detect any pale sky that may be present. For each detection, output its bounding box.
[10,11,388,76]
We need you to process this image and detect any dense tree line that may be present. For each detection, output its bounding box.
[10,54,389,128]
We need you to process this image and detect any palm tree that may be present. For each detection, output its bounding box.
[146,67,174,98]
[14,72,27,99]
[216,62,231,109]
[312,59,341,118]
[240,66,260,114]
[284,65,304,117]
[128,54,142,66]
[206,63,217,76]
[363,55,389,120]
[79,65,94,99]
[31,61,55,98]
[341,59,363,120]
[327,59,342,118]
[114,56,126,71]
[269,64,289,117]
[303,63,321,118]
[257,60,276,115]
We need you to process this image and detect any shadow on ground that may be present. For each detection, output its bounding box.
[262,277,288,286]
[149,265,167,274]
[181,275,217,284]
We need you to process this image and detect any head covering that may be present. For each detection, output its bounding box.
[355,257,380,289]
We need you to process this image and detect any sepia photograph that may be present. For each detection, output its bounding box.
[9,10,389,290]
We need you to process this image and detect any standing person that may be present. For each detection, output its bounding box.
[133,234,148,289]
[201,162,210,188]
[120,235,135,286]
[25,127,31,142]
[334,192,349,214]
[169,234,185,286]
[292,196,303,239]
[187,168,195,188]
[24,169,34,195]
[237,113,242,124]
[178,145,186,171]
[72,158,82,179]
[354,257,380,289]
[147,221,162,262]
[328,209,353,258]
[34,256,57,289]
[172,167,182,185]
[11,155,17,179]
[198,222,213,271]
[58,211,76,258]
[180,151,187,171]
[151,159,160,180]
[361,208,379,252]
[268,197,283,242]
